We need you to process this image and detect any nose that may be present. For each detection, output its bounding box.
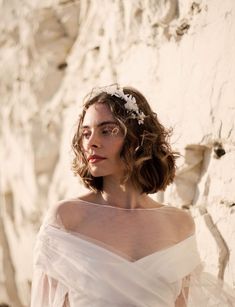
[86,131,101,149]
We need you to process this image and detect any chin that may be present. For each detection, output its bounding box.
[89,169,109,177]
[91,173,104,177]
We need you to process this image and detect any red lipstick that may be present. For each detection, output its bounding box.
[88,155,106,164]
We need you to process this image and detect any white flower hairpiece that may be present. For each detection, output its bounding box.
[92,85,146,125]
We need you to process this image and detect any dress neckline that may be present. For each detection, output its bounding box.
[76,198,174,211]
[45,224,196,264]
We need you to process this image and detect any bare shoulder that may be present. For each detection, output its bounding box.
[78,191,100,203]
[55,198,88,230]
[168,206,195,241]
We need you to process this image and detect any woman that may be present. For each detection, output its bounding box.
[31,85,235,306]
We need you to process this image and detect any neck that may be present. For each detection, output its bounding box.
[99,176,147,209]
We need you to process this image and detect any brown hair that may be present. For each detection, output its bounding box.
[71,86,178,193]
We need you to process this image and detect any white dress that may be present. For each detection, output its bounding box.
[30,201,235,307]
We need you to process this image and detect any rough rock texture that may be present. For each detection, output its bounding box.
[0,0,234,305]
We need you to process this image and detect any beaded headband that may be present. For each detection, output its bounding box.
[90,85,146,125]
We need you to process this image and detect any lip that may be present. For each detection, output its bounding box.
[88,155,106,164]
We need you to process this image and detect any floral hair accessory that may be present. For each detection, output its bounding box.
[91,85,146,125]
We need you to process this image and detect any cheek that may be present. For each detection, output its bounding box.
[81,139,88,151]
[111,139,124,156]
[81,141,85,150]
[79,141,88,160]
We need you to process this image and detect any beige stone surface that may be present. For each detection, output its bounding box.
[0,0,235,305]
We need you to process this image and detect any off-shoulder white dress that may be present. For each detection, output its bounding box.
[30,200,235,307]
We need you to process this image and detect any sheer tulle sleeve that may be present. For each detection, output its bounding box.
[30,206,70,307]
[30,267,69,307]
[178,264,235,306]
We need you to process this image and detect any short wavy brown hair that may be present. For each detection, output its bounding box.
[71,86,178,194]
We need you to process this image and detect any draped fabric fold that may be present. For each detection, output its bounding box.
[185,268,235,306]
[31,223,235,307]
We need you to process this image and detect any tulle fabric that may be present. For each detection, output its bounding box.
[30,202,235,307]
[186,267,235,306]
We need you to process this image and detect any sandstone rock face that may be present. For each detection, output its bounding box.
[0,0,234,305]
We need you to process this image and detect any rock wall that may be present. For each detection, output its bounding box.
[0,0,234,305]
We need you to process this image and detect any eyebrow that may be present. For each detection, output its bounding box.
[82,121,118,129]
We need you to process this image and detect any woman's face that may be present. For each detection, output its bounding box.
[81,103,125,179]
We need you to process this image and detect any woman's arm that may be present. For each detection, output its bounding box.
[175,275,190,307]
[31,267,69,307]
[175,210,195,307]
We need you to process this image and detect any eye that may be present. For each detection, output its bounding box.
[102,127,113,135]
[82,130,91,139]
[102,126,120,136]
